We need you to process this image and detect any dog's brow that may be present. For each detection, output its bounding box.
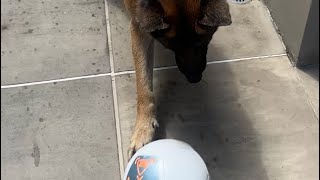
[159,0,177,17]
[159,0,201,17]
[184,0,201,16]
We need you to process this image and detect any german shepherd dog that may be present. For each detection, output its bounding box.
[124,0,232,158]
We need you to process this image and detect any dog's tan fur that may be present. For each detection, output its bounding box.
[127,22,157,158]
[124,0,232,159]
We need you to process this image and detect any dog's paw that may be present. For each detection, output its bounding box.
[128,118,159,160]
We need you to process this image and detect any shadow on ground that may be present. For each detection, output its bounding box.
[153,48,270,180]
[298,65,319,81]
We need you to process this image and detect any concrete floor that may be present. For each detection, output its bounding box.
[1,0,319,179]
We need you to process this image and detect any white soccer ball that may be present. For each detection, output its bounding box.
[124,139,210,180]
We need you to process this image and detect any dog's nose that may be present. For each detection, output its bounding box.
[185,73,202,83]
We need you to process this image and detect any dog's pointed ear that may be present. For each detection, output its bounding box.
[135,0,169,32]
[199,0,232,27]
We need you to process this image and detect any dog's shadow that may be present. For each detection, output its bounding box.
[153,50,270,180]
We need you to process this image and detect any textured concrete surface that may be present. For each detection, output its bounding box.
[1,77,119,179]
[1,0,110,85]
[1,0,319,179]
[116,56,319,179]
[264,0,312,60]
[264,0,320,66]
[297,66,319,118]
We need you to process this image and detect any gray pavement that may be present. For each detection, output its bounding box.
[1,0,319,179]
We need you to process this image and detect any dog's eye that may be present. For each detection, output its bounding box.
[151,25,176,38]
[151,27,170,37]
[195,21,211,34]
[156,27,171,34]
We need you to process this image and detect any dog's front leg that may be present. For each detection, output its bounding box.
[128,22,158,159]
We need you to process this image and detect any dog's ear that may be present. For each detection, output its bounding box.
[199,0,232,27]
[135,0,169,32]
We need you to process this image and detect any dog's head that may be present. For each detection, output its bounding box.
[135,0,232,83]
